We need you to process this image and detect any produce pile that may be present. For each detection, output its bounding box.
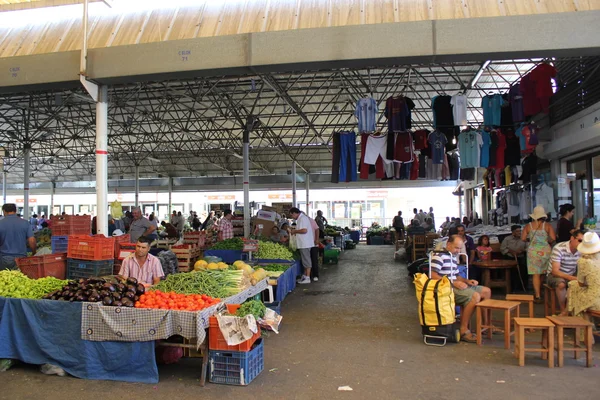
[209,238,244,251]
[135,291,220,311]
[151,269,246,298]
[260,263,291,272]
[43,277,146,307]
[236,300,266,319]
[256,241,294,260]
[366,222,389,238]
[0,270,67,299]
[193,259,230,271]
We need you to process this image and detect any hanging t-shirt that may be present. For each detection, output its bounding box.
[394,132,414,162]
[384,96,409,132]
[482,94,503,126]
[515,124,526,153]
[520,73,540,117]
[509,84,525,122]
[495,130,506,170]
[520,153,538,183]
[500,93,513,127]
[535,183,556,215]
[520,191,532,220]
[504,129,521,166]
[410,155,419,180]
[428,131,448,165]
[432,95,454,128]
[450,94,468,126]
[413,129,429,150]
[405,97,415,129]
[110,201,123,219]
[458,130,482,168]
[520,125,537,155]
[488,130,498,167]
[479,130,491,168]
[355,97,378,133]
[530,63,557,113]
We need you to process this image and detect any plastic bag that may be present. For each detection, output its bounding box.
[40,364,66,377]
[156,346,183,365]
[258,308,282,334]
[289,235,298,251]
[157,250,179,277]
[0,359,15,372]
[35,247,52,256]
[204,256,222,264]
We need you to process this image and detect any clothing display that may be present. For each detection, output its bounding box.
[450,94,468,126]
[503,128,521,166]
[413,129,429,150]
[520,153,538,183]
[393,131,414,163]
[331,131,341,183]
[520,62,557,116]
[355,97,378,133]
[509,84,525,122]
[482,94,503,126]
[479,129,491,168]
[494,129,506,170]
[432,95,454,128]
[338,131,357,182]
[384,96,410,132]
[500,93,513,127]
[457,129,482,168]
[534,182,556,215]
[520,190,532,220]
[428,131,447,164]
[516,123,538,155]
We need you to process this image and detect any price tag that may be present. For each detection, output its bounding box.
[243,239,259,253]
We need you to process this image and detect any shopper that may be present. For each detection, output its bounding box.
[149,213,159,231]
[421,217,435,232]
[192,213,201,231]
[279,223,290,244]
[392,211,405,241]
[118,236,164,286]
[428,207,435,229]
[270,226,281,243]
[556,203,583,243]
[0,203,36,270]
[315,210,328,238]
[522,206,556,303]
[417,209,427,224]
[501,225,529,292]
[307,214,321,282]
[547,230,583,314]
[289,207,314,285]
[128,207,156,243]
[567,232,600,318]
[202,211,215,230]
[218,209,234,241]
[160,221,179,239]
[29,214,39,232]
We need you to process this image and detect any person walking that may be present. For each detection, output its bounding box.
[392,211,405,242]
[522,206,556,303]
[289,207,315,285]
[0,204,37,270]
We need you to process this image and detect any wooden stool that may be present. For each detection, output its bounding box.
[506,294,535,318]
[546,316,594,367]
[544,284,557,316]
[476,299,520,349]
[514,318,555,368]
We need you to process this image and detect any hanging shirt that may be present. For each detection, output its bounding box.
[515,124,526,153]
[384,96,409,132]
[405,97,415,129]
[519,125,538,155]
[428,131,448,165]
[432,95,454,128]
[520,73,540,117]
[394,132,414,162]
[450,94,468,126]
[509,84,525,122]
[495,130,506,170]
[520,153,538,183]
[457,130,482,168]
[535,183,556,215]
[413,129,429,150]
[500,93,513,127]
[530,63,557,113]
[355,97,378,133]
[504,129,521,166]
[364,134,391,165]
[479,130,491,168]
[488,130,498,167]
[482,94,503,126]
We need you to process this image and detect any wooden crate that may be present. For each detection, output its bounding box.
[155,239,177,249]
[178,257,199,272]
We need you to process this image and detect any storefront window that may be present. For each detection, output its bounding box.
[568,158,592,219]
[592,154,600,218]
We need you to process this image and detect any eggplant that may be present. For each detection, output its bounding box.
[76,295,85,302]
[88,295,99,302]
[126,277,138,285]
[57,297,66,301]
[126,284,136,293]
[90,290,99,298]
[116,283,126,292]
[99,290,110,298]
[102,283,116,292]
[113,301,123,307]
[62,285,70,291]
[102,296,113,306]
[120,298,133,307]
[111,292,122,300]
[135,284,145,295]
[124,291,135,300]
[134,295,140,302]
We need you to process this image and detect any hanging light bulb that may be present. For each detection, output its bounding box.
[452,137,456,145]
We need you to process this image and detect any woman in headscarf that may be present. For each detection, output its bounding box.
[567,232,600,318]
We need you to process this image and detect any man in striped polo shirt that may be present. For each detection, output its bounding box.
[547,230,584,315]
[430,235,492,343]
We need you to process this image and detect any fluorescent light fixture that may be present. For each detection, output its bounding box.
[147,156,160,162]
[232,152,244,160]
[469,60,491,88]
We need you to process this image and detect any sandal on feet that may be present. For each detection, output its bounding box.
[534,297,543,304]
[460,331,477,343]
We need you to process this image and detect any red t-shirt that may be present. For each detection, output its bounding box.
[410,156,419,180]
[394,132,414,162]
[520,73,540,117]
[413,129,429,150]
[495,130,506,170]
[530,63,557,113]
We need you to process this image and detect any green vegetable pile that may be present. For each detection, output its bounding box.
[0,270,68,299]
[256,241,294,260]
[210,238,244,251]
[236,300,266,319]
[151,270,246,298]
[260,263,291,272]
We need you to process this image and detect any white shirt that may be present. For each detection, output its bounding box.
[450,94,468,126]
[535,183,556,215]
[294,213,315,249]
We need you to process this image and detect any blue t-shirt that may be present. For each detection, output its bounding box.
[515,125,526,152]
[480,130,491,168]
[355,97,378,133]
[482,94,503,126]
[428,131,448,165]
[0,214,33,257]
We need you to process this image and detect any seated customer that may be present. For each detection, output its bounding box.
[501,225,528,292]
[270,226,281,243]
[406,219,426,236]
[430,235,492,343]
[568,232,600,318]
[421,217,435,232]
[279,223,290,244]
[548,230,583,315]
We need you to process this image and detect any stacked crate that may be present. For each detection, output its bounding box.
[171,244,202,271]
[50,215,91,236]
[66,235,115,279]
[15,253,68,280]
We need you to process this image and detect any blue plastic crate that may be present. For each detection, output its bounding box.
[209,339,264,386]
[51,236,69,254]
[66,258,114,279]
[204,250,244,264]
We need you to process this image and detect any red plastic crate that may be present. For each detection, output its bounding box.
[113,234,131,258]
[209,304,261,352]
[15,253,67,280]
[67,235,115,261]
[116,242,137,260]
[50,215,91,235]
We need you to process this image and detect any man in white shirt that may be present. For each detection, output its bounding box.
[289,207,315,285]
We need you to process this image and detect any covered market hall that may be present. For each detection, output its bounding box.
[0,0,600,399]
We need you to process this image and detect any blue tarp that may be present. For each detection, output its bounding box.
[0,297,158,383]
[203,250,245,263]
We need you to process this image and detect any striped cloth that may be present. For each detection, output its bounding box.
[430,251,460,281]
[548,241,580,275]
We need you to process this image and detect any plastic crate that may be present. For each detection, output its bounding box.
[209,338,264,386]
[113,234,131,258]
[67,234,115,260]
[209,304,261,352]
[16,253,67,280]
[51,236,69,253]
[67,258,114,279]
[369,236,385,245]
[50,215,91,236]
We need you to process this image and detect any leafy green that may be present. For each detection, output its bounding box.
[236,300,266,319]
[210,238,244,251]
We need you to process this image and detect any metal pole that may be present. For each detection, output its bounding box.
[243,129,251,238]
[134,165,140,208]
[168,177,173,216]
[291,161,297,208]
[1,161,6,205]
[23,145,30,220]
[50,182,55,216]
[95,86,109,235]
[305,173,310,215]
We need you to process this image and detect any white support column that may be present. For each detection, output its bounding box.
[243,130,251,238]
[2,164,6,205]
[50,182,55,216]
[95,85,109,235]
[305,173,310,215]
[168,177,173,215]
[134,165,140,208]
[291,162,297,207]
[23,145,30,220]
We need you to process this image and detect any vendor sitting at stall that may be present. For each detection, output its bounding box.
[160,221,179,239]
[270,226,281,243]
[118,236,164,286]
[279,223,290,244]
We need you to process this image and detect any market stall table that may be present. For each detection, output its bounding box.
[471,259,517,294]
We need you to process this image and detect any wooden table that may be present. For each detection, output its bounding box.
[476,299,521,349]
[546,316,594,367]
[472,259,517,293]
[514,317,555,368]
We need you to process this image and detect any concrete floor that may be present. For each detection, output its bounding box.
[1,244,600,400]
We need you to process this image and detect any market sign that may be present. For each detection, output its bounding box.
[367,190,388,198]
[16,198,37,203]
[208,195,235,201]
[268,194,293,200]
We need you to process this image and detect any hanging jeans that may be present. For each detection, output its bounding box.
[331,131,341,183]
[339,131,357,182]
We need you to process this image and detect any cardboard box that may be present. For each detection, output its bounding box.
[254,218,276,236]
[261,205,276,212]
[256,210,276,221]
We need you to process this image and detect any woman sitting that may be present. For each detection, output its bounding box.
[567,232,600,318]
